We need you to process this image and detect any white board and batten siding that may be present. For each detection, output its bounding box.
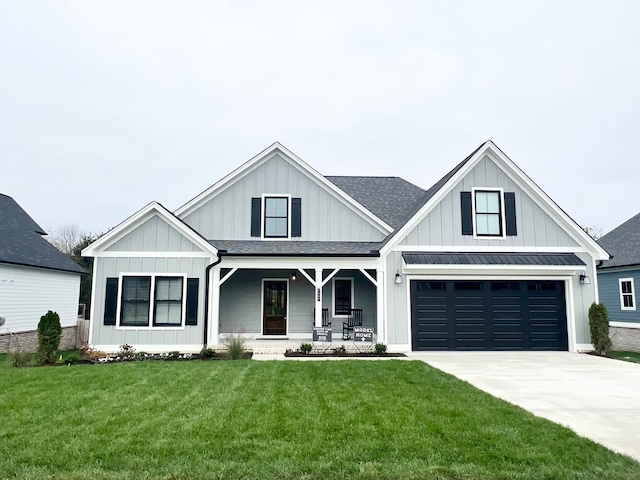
[401,155,579,248]
[90,210,211,351]
[181,153,386,242]
[0,263,80,334]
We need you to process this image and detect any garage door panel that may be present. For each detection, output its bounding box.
[411,280,568,351]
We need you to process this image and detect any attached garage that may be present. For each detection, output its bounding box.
[410,279,568,351]
[403,252,585,351]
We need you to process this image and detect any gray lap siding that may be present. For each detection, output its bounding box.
[598,270,640,324]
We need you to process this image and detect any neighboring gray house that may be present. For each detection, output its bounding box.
[82,141,608,353]
[0,194,85,353]
[597,213,640,351]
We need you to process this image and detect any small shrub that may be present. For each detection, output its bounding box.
[81,346,108,362]
[589,302,612,356]
[333,345,347,355]
[63,352,82,365]
[375,342,387,355]
[118,344,136,360]
[200,347,217,359]
[225,335,246,360]
[8,350,32,367]
[167,351,181,360]
[135,351,148,361]
[300,343,313,354]
[37,310,62,364]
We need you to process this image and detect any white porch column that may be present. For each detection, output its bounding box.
[209,268,220,346]
[376,269,385,343]
[314,268,323,327]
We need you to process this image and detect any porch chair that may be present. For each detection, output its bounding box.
[342,308,363,340]
[313,307,331,327]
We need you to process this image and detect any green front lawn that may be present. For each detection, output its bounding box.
[1,360,638,479]
[610,350,640,364]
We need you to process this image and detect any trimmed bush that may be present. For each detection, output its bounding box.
[588,302,611,356]
[37,310,62,364]
[300,343,313,354]
[375,342,388,355]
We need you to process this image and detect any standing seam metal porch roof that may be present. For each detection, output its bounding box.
[402,252,586,266]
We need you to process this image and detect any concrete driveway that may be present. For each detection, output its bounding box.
[407,351,640,461]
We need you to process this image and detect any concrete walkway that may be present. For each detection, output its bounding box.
[407,351,640,461]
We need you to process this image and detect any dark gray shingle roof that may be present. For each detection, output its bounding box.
[325,176,426,229]
[0,194,85,274]
[598,212,640,268]
[403,252,585,266]
[210,240,380,256]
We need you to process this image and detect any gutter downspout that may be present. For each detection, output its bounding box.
[203,253,224,348]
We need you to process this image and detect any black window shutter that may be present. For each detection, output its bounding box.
[291,198,302,237]
[104,278,118,326]
[505,192,517,236]
[460,191,473,235]
[250,198,261,237]
[185,278,199,325]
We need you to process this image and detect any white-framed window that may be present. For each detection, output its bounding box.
[118,274,187,328]
[332,278,354,317]
[473,188,505,237]
[263,195,290,239]
[619,278,636,311]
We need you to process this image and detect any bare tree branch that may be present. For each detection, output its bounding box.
[47,224,85,255]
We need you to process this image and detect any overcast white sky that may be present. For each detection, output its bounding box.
[1,1,639,238]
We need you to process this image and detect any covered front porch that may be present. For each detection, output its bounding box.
[207,257,386,347]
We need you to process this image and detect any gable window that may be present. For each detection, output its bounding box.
[620,278,635,311]
[264,197,288,238]
[333,278,353,317]
[461,190,516,237]
[251,197,302,238]
[475,190,502,236]
[153,277,184,326]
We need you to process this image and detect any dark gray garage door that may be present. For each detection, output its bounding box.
[411,280,568,351]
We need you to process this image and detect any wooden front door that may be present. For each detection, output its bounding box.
[263,281,287,335]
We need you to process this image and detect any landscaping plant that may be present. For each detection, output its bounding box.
[225,335,246,360]
[300,343,313,354]
[588,302,612,356]
[37,310,62,364]
[374,342,387,355]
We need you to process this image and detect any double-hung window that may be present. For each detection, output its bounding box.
[264,197,288,238]
[153,277,184,326]
[620,278,635,310]
[121,276,151,326]
[474,190,503,236]
[119,275,185,327]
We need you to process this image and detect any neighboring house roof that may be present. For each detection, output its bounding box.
[325,177,426,229]
[403,252,586,266]
[598,212,640,268]
[210,240,380,256]
[0,194,85,274]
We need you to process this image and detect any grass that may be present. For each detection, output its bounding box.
[610,350,640,364]
[0,360,638,479]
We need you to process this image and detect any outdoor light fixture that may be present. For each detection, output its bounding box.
[291,272,297,282]
[579,274,591,285]
[395,271,403,285]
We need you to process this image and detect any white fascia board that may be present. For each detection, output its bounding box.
[174,142,393,235]
[380,141,609,260]
[218,256,383,271]
[610,322,640,329]
[82,202,217,257]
